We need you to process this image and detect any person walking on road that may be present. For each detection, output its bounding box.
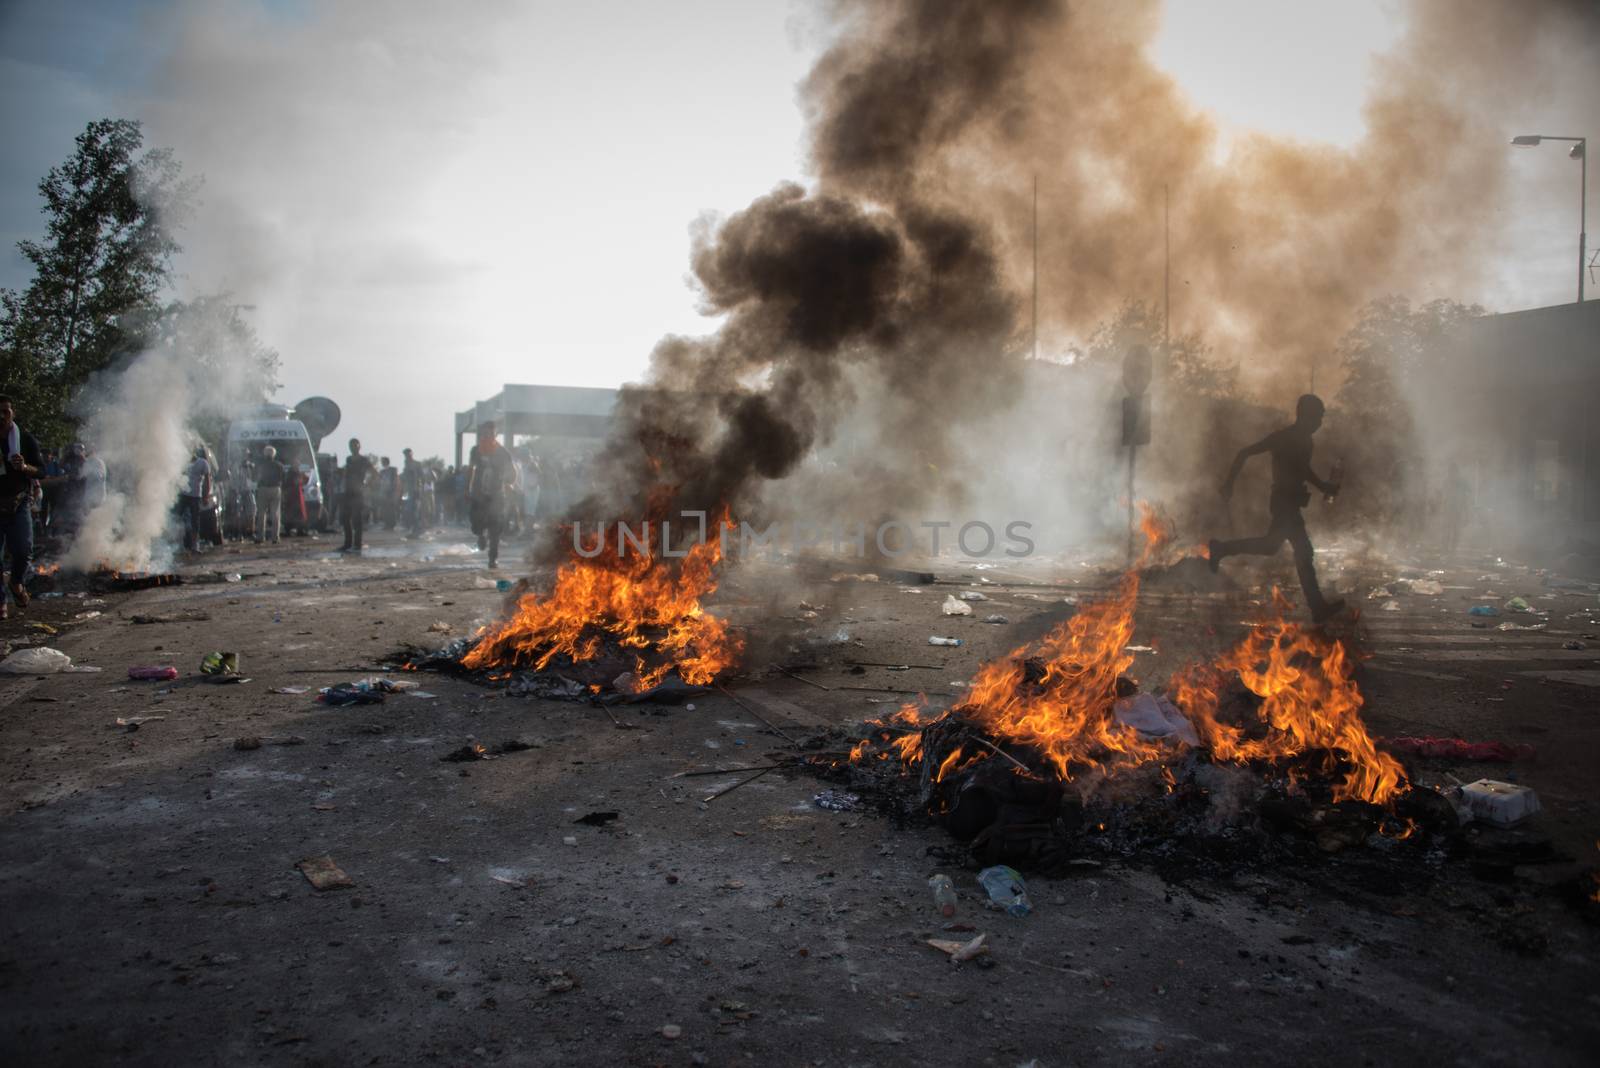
[180,445,212,554]
[0,395,44,621]
[339,438,375,552]
[254,446,285,544]
[467,422,516,569]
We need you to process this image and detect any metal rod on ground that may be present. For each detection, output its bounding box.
[834,685,953,696]
[776,666,831,691]
[702,765,779,803]
[847,660,944,670]
[714,684,802,748]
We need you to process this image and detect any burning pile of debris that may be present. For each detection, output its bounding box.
[826,513,1450,874]
[408,516,744,702]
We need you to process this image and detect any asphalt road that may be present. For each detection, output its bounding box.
[1,527,1597,1066]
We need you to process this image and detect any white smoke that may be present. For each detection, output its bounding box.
[63,300,271,572]
[63,348,196,572]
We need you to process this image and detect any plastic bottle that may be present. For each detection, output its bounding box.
[928,636,964,647]
[977,865,1032,917]
[928,874,957,917]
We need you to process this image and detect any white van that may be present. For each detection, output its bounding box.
[227,407,325,529]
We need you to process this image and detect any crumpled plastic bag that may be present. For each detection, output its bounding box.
[942,595,973,616]
[1,647,75,674]
[1112,692,1200,746]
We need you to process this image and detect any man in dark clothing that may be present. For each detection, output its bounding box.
[468,422,516,569]
[254,446,285,543]
[1208,394,1346,624]
[340,438,375,552]
[0,395,45,620]
[180,446,213,553]
[400,447,422,537]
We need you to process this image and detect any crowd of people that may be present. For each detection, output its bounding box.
[188,423,596,567]
[0,391,601,620]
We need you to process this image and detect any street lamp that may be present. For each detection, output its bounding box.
[1510,134,1588,303]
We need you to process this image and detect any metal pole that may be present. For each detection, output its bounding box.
[1030,173,1043,358]
[1127,445,1136,568]
[1580,138,1586,303]
[1163,183,1170,345]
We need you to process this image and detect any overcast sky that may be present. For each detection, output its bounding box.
[0,0,1591,460]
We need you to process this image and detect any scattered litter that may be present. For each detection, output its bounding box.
[296,855,354,891]
[270,685,312,695]
[1457,780,1541,828]
[829,572,879,583]
[926,933,989,962]
[408,691,438,699]
[73,610,103,621]
[1503,596,1532,613]
[942,595,973,616]
[929,874,957,917]
[318,683,385,706]
[928,636,963,647]
[114,715,166,731]
[977,865,1032,917]
[1112,692,1199,745]
[832,627,852,643]
[813,790,860,812]
[1124,644,1156,653]
[574,811,620,826]
[426,621,453,633]
[233,735,305,750]
[199,651,241,676]
[562,836,578,846]
[983,614,1010,625]
[28,622,58,635]
[660,1024,683,1041]
[129,611,211,624]
[442,743,488,762]
[491,874,527,889]
[1367,586,1393,600]
[0,647,77,674]
[1382,600,1401,612]
[127,665,179,681]
[1468,605,1500,617]
[1562,640,1586,651]
[957,591,988,601]
[1383,736,1534,762]
[1406,579,1445,595]
[1496,622,1546,632]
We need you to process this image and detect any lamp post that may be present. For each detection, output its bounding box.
[1511,134,1588,303]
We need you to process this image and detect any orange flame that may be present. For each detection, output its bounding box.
[848,504,1408,808]
[462,512,743,688]
[1171,590,1407,805]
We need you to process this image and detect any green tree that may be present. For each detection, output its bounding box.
[1067,299,1240,400]
[1332,296,1485,526]
[0,119,190,439]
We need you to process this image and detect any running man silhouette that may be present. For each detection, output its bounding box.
[1208,393,1346,623]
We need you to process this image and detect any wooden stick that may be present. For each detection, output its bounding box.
[672,763,794,778]
[714,685,801,748]
[968,735,1032,774]
[598,703,639,730]
[702,765,778,802]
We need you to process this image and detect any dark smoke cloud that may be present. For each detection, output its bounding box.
[590,0,1593,540]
